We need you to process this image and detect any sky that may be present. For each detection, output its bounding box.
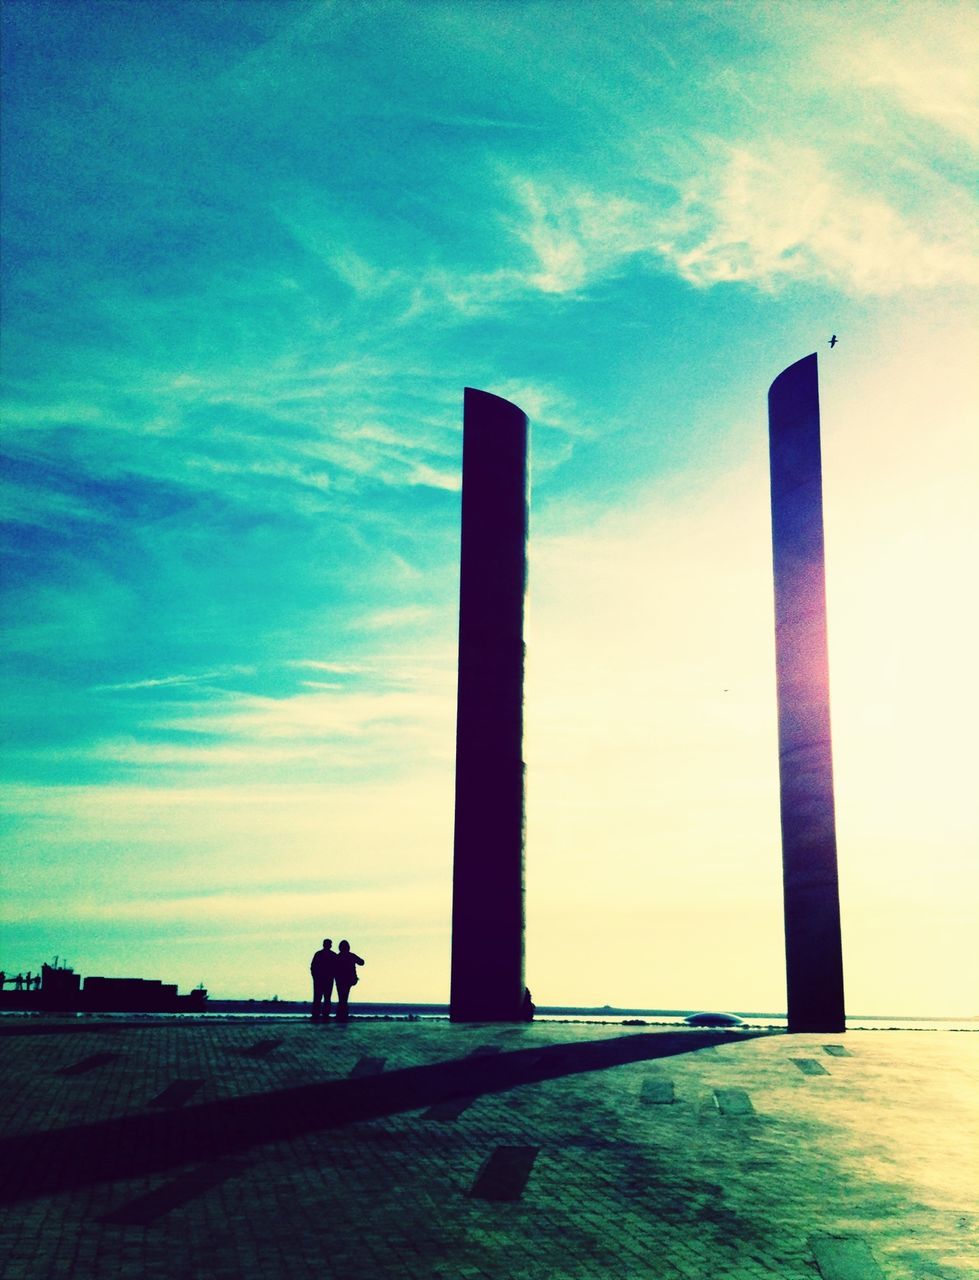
[2,0,977,1014]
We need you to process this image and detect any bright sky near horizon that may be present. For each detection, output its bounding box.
[2,0,977,1015]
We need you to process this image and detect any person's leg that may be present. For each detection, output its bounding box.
[312,979,323,1020]
[323,978,334,1020]
[336,982,350,1021]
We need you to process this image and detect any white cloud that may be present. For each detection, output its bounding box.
[493,4,979,305]
[503,139,979,302]
[361,604,435,632]
[660,142,979,294]
[5,880,444,928]
[219,689,427,735]
[487,380,579,433]
[286,659,367,674]
[811,3,979,146]
[507,178,650,296]
[406,462,460,491]
[0,776,454,894]
[93,669,250,692]
[89,740,319,767]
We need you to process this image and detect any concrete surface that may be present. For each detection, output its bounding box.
[0,1017,976,1279]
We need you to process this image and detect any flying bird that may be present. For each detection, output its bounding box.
[829,334,838,347]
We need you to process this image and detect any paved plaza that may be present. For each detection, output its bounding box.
[0,1016,976,1279]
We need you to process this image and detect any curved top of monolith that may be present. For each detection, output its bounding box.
[464,387,527,429]
[768,353,818,424]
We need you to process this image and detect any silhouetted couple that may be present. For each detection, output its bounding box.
[310,938,364,1021]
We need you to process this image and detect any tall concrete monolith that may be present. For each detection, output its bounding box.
[450,388,528,1022]
[768,353,846,1033]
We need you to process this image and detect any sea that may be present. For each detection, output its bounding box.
[7,1003,969,1031]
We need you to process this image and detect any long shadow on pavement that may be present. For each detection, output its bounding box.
[1,1029,765,1202]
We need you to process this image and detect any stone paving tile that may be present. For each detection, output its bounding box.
[0,1020,976,1278]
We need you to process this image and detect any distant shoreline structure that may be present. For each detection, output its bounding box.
[2,971,974,1029]
[200,1000,978,1028]
[3,998,972,1032]
[0,962,205,1014]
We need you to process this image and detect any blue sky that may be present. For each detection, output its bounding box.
[2,0,977,1013]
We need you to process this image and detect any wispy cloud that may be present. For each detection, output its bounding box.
[5,878,447,928]
[472,5,979,303]
[658,142,979,293]
[157,687,441,740]
[93,669,250,693]
[75,655,457,781]
[808,2,979,147]
[503,138,978,300]
[286,660,367,675]
[361,605,435,632]
[508,178,651,295]
[88,740,318,768]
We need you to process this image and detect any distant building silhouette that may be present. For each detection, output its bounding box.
[0,963,206,1013]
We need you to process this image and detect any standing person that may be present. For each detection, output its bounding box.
[333,940,364,1022]
[310,938,336,1021]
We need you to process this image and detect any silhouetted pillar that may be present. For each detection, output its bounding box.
[450,388,527,1022]
[768,353,846,1033]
